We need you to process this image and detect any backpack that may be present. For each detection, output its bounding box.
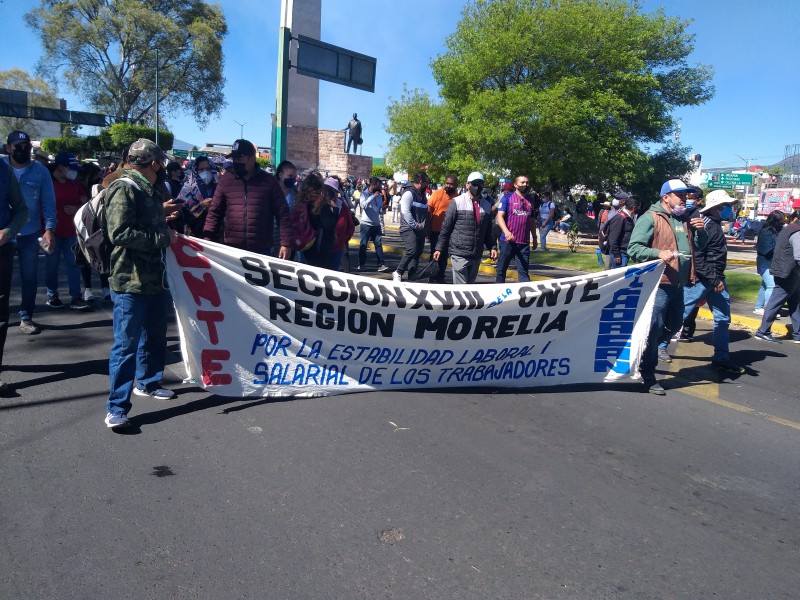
[73,176,139,275]
[289,203,317,252]
[598,212,617,255]
[551,202,562,222]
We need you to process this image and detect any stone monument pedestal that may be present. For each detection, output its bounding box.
[286,125,372,180]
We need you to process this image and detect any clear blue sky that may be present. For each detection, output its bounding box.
[1,0,798,171]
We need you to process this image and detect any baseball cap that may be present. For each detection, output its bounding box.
[127,138,165,165]
[613,191,629,200]
[53,151,80,172]
[467,171,484,183]
[226,139,256,158]
[7,130,31,146]
[660,179,691,196]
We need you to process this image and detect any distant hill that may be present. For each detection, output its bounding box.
[172,138,197,151]
[771,154,800,175]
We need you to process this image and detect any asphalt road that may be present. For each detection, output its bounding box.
[1,256,799,600]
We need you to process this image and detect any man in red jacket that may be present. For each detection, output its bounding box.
[203,139,294,258]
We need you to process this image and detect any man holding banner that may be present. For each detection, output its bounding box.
[627,179,707,395]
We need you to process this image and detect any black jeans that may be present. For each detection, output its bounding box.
[0,243,14,372]
[397,228,426,277]
[428,231,448,283]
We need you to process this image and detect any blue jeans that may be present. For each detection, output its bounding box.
[15,232,41,320]
[495,240,530,283]
[608,252,629,270]
[755,269,775,311]
[538,222,553,249]
[641,284,684,381]
[107,290,169,417]
[681,281,732,361]
[358,224,385,268]
[45,234,82,300]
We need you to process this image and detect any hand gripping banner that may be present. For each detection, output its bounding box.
[166,236,665,398]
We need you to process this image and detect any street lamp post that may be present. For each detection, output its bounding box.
[735,154,758,217]
[233,120,247,139]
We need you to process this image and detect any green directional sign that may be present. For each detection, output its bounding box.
[708,172,754,189]
[171,149,189,158]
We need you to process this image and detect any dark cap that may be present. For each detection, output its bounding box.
[128,138,165,166]
[53,151,80,171]
[7,130,30,145]
[226,139,256,158]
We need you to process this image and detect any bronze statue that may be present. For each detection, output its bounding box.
[343,113,362,154]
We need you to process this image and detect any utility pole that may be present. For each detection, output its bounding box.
[154,48,159,146]
[274,0,292,166]
[735,153,758,215]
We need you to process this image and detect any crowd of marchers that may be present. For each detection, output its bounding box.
[0,131,798,428]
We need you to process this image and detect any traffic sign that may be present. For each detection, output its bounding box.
[707,172,754,189]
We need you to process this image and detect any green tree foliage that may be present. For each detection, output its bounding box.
[628,143,693,208]
[25,0,228,128]
[108,123,173,152]
[0,69,60,137]
[386,0,713,190]
[255,157,271,170]
[371,164,394,179]
[41,136,87,156]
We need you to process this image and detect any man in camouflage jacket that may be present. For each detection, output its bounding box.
[103,139,178,429]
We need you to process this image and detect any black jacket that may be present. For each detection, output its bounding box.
[769,223,800,279]
[693,213,727,287]
[606,210,635,259]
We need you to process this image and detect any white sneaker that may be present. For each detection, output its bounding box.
[392,271,401,282]
[83,288,97,302]
[753,308,764,315]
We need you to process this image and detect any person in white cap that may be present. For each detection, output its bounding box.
[433,171,496,284]
[627,179,707,395]
[673,190,743,373]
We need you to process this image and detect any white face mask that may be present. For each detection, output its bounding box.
[199,171,213,185]
[65,169,78,181]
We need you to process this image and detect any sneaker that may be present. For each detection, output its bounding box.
[711,360,745,374]
[644,380,666,395]
[104,412,130,429]
[657,349,672,363]
[70,298,92,311]
[678,333,694,342]
[377,264,389,272]
[83,288,97,302]
[19,320,40,335]
[753,308,764,316]
[392,271,401,282]
[754,332,782,343]
[46,296,64,308]
[133,387,176,400]
[102,287,111,300]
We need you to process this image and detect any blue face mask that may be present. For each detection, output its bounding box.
[719,205,733,220]
[686,199,696,211]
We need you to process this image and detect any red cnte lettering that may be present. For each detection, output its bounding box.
[197,310,224,345]
[172,235,211,269]
[201,348,232,385]
[183,271,221,307]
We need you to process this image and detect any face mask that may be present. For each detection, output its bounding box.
[719,205,733,220]
[469,184,483,197]
[670,204,686,217]
[686,199,696,211]
[12,146,30,164]
[516,185,529,195]
[233,162,248,178]
[199,171,213,185]
[283,178,295,189]
[65,169,78,181]
[154,167,167,186]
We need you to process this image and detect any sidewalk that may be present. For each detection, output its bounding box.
[348,221,787,336]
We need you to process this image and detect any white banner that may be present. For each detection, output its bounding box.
[166,236,665,398]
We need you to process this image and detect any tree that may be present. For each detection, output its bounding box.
[371,164,394,179]
[108,123,173,151]
[25,0,228,128]
[386,0,713,191]
[0,68,60,137]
